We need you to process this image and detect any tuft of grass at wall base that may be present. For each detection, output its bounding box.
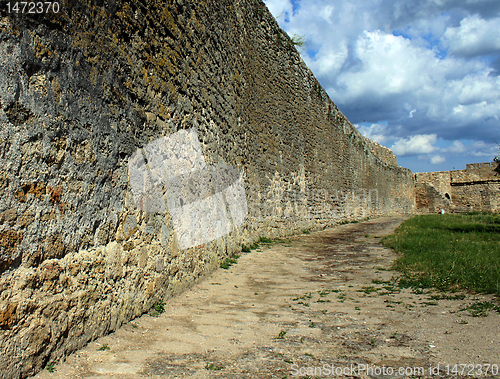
[382,213,500,296]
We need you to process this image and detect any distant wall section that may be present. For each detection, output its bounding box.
[415,162,500,213]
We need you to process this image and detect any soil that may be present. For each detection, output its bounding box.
[30,217,500,379]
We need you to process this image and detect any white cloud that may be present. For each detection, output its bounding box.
[265,0,293,18]
[264,0,500,171]
[390,134,437,156]
[355,123,389,144]
[442,140,466,153]
[470,141,498,157]
[443,15,500,57]
[431,155,446,164]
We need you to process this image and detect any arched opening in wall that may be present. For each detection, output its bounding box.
[445,193,450,200]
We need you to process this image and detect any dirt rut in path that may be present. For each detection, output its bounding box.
[31,217,500,378]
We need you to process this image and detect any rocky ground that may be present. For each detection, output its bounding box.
[30,217,500,378]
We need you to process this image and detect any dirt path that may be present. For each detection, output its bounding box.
[31,217,500,378]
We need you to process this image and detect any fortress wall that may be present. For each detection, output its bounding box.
[361,136,398,166]
[0,1,414,377]
[415,163,500,214]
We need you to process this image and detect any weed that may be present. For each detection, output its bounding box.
[46,363,56,373]
[284,358,293,364]
[205,363,223,371]
[355,306,361,310]
[150,300,166,317]
[309,322,316,328]
[291,33,306,47]
[463,301,500,317]
[316,299,331,303]
[297,293,312,300]
[304,353,315,358]
[154,300,165,313]
[337,293,346,303]
[303,229,311,234]
[277,330,287,339]
[429,293,466,301]
[241,244,251,252]
[131,323,138,329]
[357,286,379,295]
[220,253,240,269]
[297,301,309,307]
[97,344,110,351]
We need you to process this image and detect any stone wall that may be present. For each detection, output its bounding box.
[0,1,414,377]
[415,162,500,214]
[362,137,398,167]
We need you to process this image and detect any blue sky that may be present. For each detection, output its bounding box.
[264,0,500,172]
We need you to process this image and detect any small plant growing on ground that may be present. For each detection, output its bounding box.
[205,363,223,370]
[277,330,287,339]
[46,363,56,373]
[220,253,240,269]
[150,300,166,317]
[97,344,110,351]
[463,301,500,317]
[241,244,251,252]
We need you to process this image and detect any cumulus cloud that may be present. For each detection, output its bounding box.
[264,0,500,171]
[355,123,389,144]
[442,140,466,153]
[390,134,437,156]
[443,15,500,57]
[430,155,446,164]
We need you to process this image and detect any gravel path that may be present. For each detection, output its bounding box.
[31,217,500,379]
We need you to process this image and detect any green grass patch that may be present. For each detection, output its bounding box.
[277,330,287,339]
[205,363,224,371]
[150,300,166,317]
[382,213,500,296]
[220,253,240,269]
[462,301,500,317]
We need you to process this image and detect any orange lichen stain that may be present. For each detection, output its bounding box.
[162,9,183,39]
[15,182,46,202]
[47,186,63,205]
